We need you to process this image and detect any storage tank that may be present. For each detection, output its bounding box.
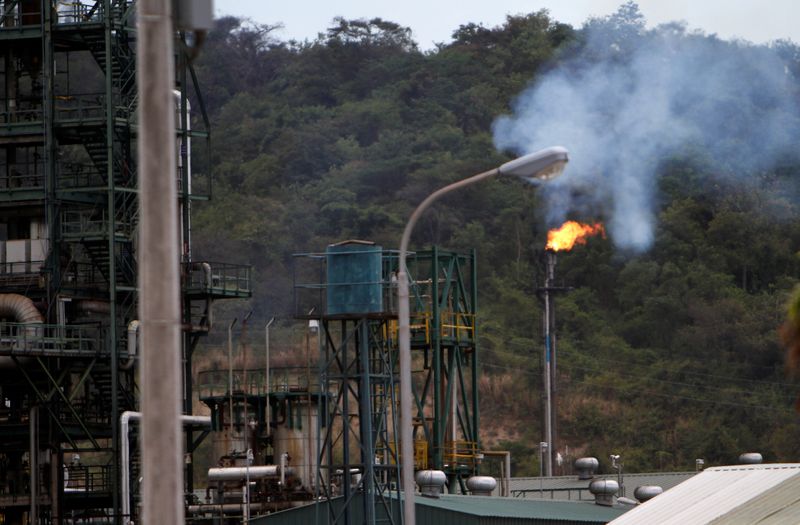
[326,241,383,316]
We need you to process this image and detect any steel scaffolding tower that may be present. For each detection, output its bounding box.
[293,243,481,524]
[403,247,480,492]
[0,2,250,523]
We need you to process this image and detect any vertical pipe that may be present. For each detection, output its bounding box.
[549,252,558,476]
[543,251,553,477]
[241,310,253,454]
[121,412,131,525]
[265,318,274,439]
[470,249,479,462]
[431,245,440,471]
[228,318,238,442]
[504,452,511,498]
[30,405,37,525]
[137,0,183,523]
[340,321,351,523]
[357,321,375,524]
[100,0,123,518]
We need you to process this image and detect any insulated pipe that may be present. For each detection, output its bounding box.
[120,411,212,525]
[207,465,292,481]
[0,293,43,367]
[280,452,287,487]
[75,300,112,316]
[0,293,44,323]
[186,502,272,514]
[121,320,140,370]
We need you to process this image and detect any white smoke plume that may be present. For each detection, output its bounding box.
[493,8,800,252]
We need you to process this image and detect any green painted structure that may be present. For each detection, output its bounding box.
[252,494,630,525]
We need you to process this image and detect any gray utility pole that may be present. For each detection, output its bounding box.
[537,251,571,477]
[137,0,183,523]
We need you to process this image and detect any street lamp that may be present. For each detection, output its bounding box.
[397,146,569,525]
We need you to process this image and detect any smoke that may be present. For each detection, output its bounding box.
[493,11,800,252]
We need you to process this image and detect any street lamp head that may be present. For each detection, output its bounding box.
[498,146,569,182]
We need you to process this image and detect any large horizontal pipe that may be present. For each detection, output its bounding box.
[121,411,211,525]
[186,502,271,514]
[207,465,294,481]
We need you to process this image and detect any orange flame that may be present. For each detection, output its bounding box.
[546,221,606,252]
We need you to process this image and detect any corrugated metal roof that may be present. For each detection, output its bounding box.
[609,463,800,525]
[709,471,800,524]
[506,472,696,500]
[417,494,629,523]
[253,493,631,525]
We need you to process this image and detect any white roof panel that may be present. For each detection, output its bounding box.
[609,464,800,525]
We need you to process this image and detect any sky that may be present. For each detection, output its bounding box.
[217,0,800,49]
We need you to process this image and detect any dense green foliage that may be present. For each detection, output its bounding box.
[190,4,800,476]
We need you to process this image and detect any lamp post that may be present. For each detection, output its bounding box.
[398,146,569,525]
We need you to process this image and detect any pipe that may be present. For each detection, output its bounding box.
[0,293,44,323]
[121,320,140,370]
[173,90,192,260]
[30,405,38,524]
[121,411,211,525]
[280,452,287,487]
[207,465,291,481]
[481,451,512,497]
[186,502,272,514]
[74,299,112,316]
[228,317,238,437]
[0,293,43,367]
[265,317,274,438]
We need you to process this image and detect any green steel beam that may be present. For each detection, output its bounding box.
[35,357,100,449]
[11,355,79,450]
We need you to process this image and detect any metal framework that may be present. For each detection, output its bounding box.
[317,317,401,525]
[0,2,249,523]
[293,244,480,524]
[403,248,480,491]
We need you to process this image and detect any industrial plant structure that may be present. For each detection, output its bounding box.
[0,1,251,523]
[0,2,554,524]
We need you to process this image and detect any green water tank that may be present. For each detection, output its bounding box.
[326,241,383,316]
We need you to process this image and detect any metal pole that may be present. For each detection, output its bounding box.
[242,310,253,455]
[137,0,183,522]
[30,405,37,525]
[228,318,238,437]
[543,252,554,477]
[265,318,275,439]
[399,167,499,525]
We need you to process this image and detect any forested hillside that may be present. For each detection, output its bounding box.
[188,3,800,475]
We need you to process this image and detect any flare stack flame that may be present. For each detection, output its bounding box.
[546,221,606,252]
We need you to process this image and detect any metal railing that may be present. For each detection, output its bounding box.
[184,261,251,297]
[440,310,475,342]
[441,440,480,469]
[196,367,321,399]
[58,162,105,189]
[54,94,105,123]
[64,464,113,494]
[0,107,44,125]
[0,260,44,275]
[61,210,132,238]
[0,322,99,356]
